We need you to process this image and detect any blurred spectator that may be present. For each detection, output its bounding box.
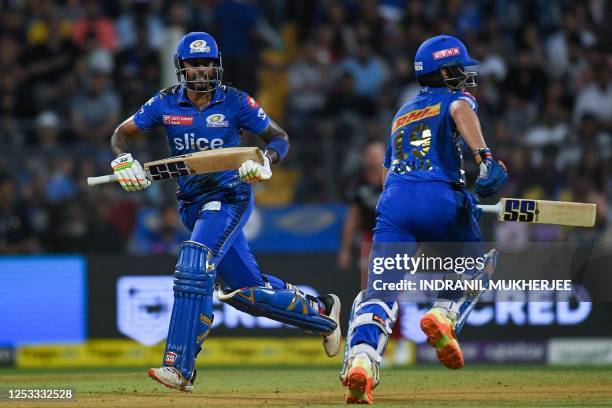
[71,69,121,144]
[573,67,612,125]
[214,0,262,94]
[340,42,389,100]
[116,0,164,51]
[0,175,40,253]
[129,205,190,255]
[71,0,117,51]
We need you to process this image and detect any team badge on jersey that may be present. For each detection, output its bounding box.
[246,95,259,109]
[206,113,229,128]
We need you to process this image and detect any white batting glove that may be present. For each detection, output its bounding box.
[111,153,151,191]
[239,155,272,184]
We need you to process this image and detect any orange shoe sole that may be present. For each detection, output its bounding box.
[420,313,464,369]
[345,367,373,404]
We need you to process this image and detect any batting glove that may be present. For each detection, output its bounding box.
[474,148,507,197]
[239,155,272,184]
[111,153,151,191]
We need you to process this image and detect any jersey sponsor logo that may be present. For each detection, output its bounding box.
[174,132,224,151]
[189,39,210,53]
[163,115,194,125]
[205,113,229,128]
[432,47,460,60]
[246,95,259,109]
[391,103,441,132]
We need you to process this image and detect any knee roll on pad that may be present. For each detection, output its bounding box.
[217,285,336,335]
[340,290,398,386]
[163,241,216,381]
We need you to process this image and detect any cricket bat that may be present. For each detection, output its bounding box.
[87,147,265,186]
[478,198,596,227]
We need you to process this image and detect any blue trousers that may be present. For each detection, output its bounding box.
[180,192,284,291]
[352,178,483,351]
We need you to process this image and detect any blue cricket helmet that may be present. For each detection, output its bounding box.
[414,34,479,77]
[174,32,223,92]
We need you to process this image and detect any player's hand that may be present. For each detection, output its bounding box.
[239,155,272,184]
[474,149,507,197]
[111,153,151,191]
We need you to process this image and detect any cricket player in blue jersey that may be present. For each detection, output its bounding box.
[340,35,508,404]
[108,32,342,392]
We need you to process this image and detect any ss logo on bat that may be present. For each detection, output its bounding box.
[148,161,191,180]
[503,199,537,222]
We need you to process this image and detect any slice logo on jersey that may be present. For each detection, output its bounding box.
[174,133,224,151]
[163,115,194,126]
[206,113,229,128]
[164,351,177,365]
[392,103,441,132]
[432,47,460,60]
[189,39,210,53]
[246,95,259,109]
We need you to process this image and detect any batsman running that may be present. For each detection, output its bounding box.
[108,32,342,391]
[340,35,508,404]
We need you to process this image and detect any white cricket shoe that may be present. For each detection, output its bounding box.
[147,367,193,392]
[322,294,342,357]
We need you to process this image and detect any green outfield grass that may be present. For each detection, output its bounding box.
[1,365,611,407]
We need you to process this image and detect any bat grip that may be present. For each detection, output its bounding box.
[87,174,118,186]
[477,204,500,214]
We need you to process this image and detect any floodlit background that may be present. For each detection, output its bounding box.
[0,0,610,370]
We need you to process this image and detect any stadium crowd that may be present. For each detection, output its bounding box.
[0,0,609,254]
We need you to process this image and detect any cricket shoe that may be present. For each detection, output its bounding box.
[344,353,376,404]
[320,294,342,357]
[420,307,464,369]
[147,367,194,392]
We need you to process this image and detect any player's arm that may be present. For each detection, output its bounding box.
[109,116,151,192]
[239,119,289,184]
[258,119,290,165]
[450,99,507,197]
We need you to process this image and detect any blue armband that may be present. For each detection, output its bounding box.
[265,136,289,162]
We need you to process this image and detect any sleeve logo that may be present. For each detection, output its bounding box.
[246,95,259,109]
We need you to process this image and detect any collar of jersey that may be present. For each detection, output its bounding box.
[419,86,451,94]
[178,85,225,108]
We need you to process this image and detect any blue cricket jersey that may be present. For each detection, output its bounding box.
[133,84,270,204]
[384,87,478,185]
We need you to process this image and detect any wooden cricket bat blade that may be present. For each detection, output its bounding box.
[87,147,264,186]
[478,198,596,227]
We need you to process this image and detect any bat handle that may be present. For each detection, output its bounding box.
[87,174,118,186]
[477,202,503,218]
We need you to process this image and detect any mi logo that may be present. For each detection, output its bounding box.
[392,103,441,133]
